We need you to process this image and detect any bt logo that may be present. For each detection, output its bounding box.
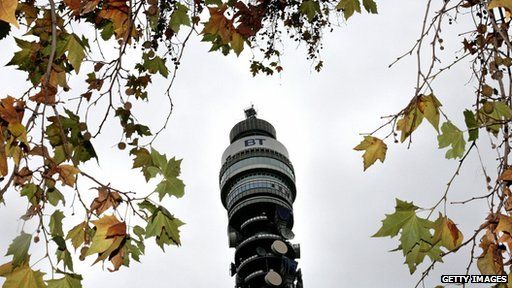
[244,138,266,147]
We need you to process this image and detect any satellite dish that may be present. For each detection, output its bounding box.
[280,227,295,240]
[264,270,283,286]
[271,240,288,255]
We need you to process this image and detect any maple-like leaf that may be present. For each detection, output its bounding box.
[230,32,244,56]
[98,0,134,40]
[65,222,88,250]
[57,165,80,187]
[2,264,46,288]
[6,232,31,267]
[300,0,321,22]
[336,0,361,19]
[90,187,122,215]
[0,0,19,28]
[417,94,442,132]
[146,210,184,248]
[437,122,466,159]
[47,274,83,288]
[86,215,125,256]
[373,199,433,254]
[353,136,387,170]
[29,86,57,105]
[169,3,191,33]
[432,213,463,251]
[405,241,443,274]
[496,214,512,234]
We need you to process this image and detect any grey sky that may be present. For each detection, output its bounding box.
[0,1,501,287]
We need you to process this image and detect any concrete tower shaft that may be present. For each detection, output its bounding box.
[220,108,303,288]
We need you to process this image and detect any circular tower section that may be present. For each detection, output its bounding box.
[220,108,302,288]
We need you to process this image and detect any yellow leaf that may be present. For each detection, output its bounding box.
[86,215,124,256]
[353,136,387,170]
[8,122,28,145]
[0,261,13,276]
[57,164,80,187]
[66,221,87,250]
[230,32,244,56]
[477,244,504,275]
[3,264,46,288]
[0,0,19,28]
[489,0,512,11]
[433,214,463,251]
[0,130,7,176]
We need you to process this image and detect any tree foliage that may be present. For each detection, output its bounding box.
[352,0,512,286]
[0,0,377,285]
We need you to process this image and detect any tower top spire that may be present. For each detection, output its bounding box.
[244,105,257,119]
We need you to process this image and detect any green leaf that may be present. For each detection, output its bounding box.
[6,232,31,267]
[47,274,82,288]
[494,101,512,120]
[163,157,182,179]
[463,109,479,141]
[56,248,74,272]
[100,22,114,41]
[50,210,65,237]
[373,199,418,238]
[169,3,191,33]
[47,188,65,206]
[362,0,377,13]
[65,222,87,250]
[150,148,168,170]
[300,0,321,22]
[145,210,184,249]
[336,0,361,19]
[437,122,466,159]
[132,149,152,169]
[20,183,38,204]
[142,54,169,78]
[230,32,244,56]
[155,178,185,200]
[65,34,86,73]
[3,265,46,288]
[405,242,443,274]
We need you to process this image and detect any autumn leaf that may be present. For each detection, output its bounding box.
[65,34,86,73]
[90,187,122,215]
[437,122,466,159]
[496,214,512,234]
[2,264,46,288]
[98,0,134,40]
[0,96,24,124]
[29,86,57,105]
[57,165,80,187]
[86,215,125,256]
[0,0,19,28]
[6,232,31,267]
[353,136,387,170]
[230,31,244,56]
[417,94,442,132]
[477,244,504,275]
[432,214,463,251]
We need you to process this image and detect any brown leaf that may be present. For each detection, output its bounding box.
[63,0,81,15]
[106,222,126,238]
[0,129,7,177]
[20,205,40,221]
[477,244,504,275]
[108,247,125,272]
[29,86,57,105]
[14,167,32,186]
[57,164,80,187]
[90,187,122,215]
[0,96,24,124]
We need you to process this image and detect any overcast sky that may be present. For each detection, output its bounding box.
[0,1,502,287]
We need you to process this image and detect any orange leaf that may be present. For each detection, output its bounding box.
[29,86,57,105]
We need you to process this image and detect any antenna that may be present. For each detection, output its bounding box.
[244,104,257,118]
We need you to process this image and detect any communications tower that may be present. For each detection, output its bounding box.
[219,108,303,287]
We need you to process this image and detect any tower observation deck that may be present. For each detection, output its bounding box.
[219,108,303,288]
